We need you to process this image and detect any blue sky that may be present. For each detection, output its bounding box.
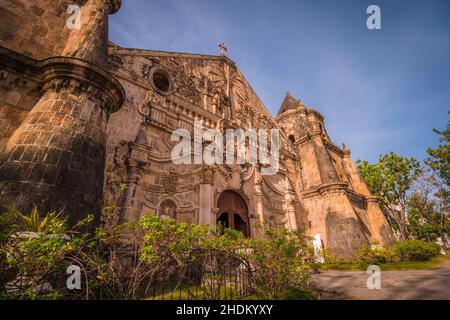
[109,0,450,164]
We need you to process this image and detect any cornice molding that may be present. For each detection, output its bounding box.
[41,57,125,114]
[0,46,125,115]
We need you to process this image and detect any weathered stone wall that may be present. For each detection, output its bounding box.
[0,1,124,224]
[0,0,74,60]
[0,60,41,155]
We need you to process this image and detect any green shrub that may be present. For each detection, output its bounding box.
[0,212,100,300]
[393,240,441,261]
[1,208,316,300]
[353,240,442,265]
[249,228,313,299]
[353,245,400,265]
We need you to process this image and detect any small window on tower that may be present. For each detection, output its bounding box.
[288,135,295,143]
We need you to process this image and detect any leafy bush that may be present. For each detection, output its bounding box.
[1,209,315,300]
[249,228,313,299]
[352,240,441,265]
[0,212,100,300]
[393,240,441,261]
[408,221,440,242]
[353,245,400,265]
[136,216,314,300]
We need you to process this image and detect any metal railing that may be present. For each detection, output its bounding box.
[147,261,254,300]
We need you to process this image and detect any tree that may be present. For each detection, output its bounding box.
[407,175,442,242]
[357,152,423,239]
[424,115,450,245]
[425,114,450,187]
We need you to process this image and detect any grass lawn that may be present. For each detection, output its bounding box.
[145,282,315,300]
[319,251,450,271]
[145,281,250,300]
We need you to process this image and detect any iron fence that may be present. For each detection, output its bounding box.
[146,261,255,300]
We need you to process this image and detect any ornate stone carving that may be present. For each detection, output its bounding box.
[236,103,274,130]
[141,57,231,111]
[221,119,239,130]
[141,59,158,79]
[148,134,176,157]
[163,168,178,195]
[114,141,131,168]
[144,192,160,206]
[137,95,152,117]
[102,172,126,231]
[144,89,164,107]
[109,53,134,70]
[174,191,194,208]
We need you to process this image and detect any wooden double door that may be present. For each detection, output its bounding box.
[216,190,250,237]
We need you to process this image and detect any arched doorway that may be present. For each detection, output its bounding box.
[217,190,250,237]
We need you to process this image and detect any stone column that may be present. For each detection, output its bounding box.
[199,166,214,229]
[251,166,265,239]
[63,0,121,66]
[284,176,297,231]
[0,1,124,224]
[119,143,151,223]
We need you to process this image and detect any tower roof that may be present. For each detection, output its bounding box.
[277,92,303,116]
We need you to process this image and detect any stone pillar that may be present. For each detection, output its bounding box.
[119,143,151,223]
[63,0,121,66]
[199,167,214,229]
[0,1,124,223]
[251,166,265,238]
[284,176,297,231]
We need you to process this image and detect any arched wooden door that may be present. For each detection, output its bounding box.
[217,190,250,237]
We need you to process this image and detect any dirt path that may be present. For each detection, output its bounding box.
[312,259,450,300]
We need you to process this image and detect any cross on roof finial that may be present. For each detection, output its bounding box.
[218,42,228,56]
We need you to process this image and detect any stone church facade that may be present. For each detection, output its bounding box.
[0,0,393,258]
